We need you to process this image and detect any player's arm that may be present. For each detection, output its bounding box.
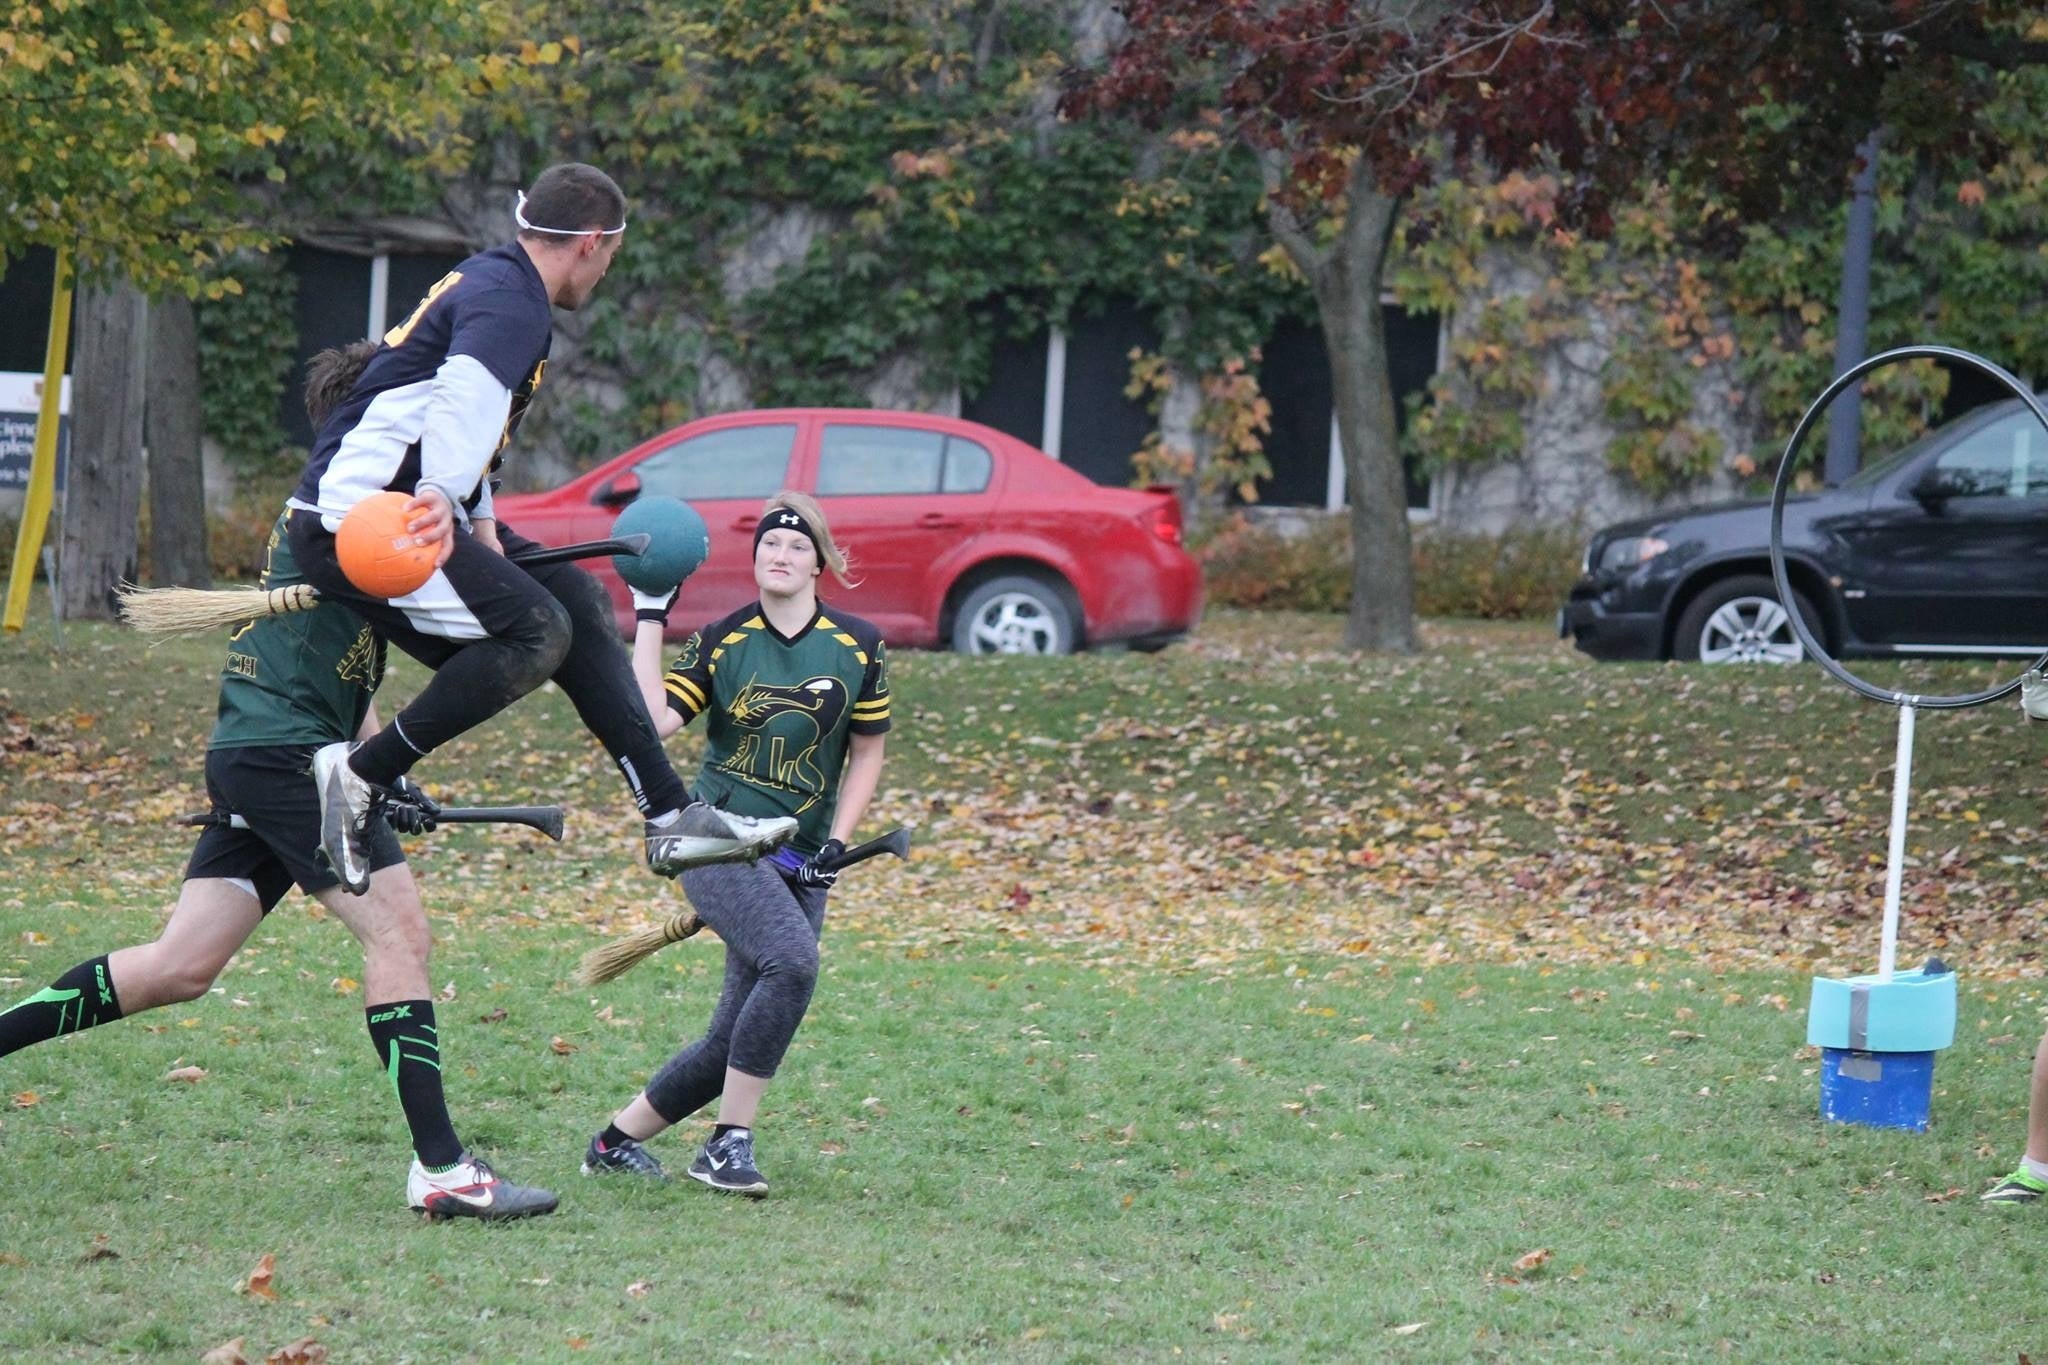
[632,619,687,740]
[411,289,542,545]
[410,356,510,545]
[357,700,382,741]
[830,732,885,844]
[831,634,891,842]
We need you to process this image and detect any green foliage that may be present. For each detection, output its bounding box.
[1398,61,2048,494]
[1126,350,1274,505]
[194,251,298,473]
[1195,516,1352,613]
[1195,516,1580,619]
[0,0,486,293]
[1411,523,1585,620]
[442,1,1296,456]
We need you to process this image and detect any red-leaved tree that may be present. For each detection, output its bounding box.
[1068,0,2040,652]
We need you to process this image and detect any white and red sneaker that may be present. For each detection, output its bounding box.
[407,1154,559,1221]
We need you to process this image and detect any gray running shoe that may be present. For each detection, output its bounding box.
[313,741,377,894]
[645,803,797,876]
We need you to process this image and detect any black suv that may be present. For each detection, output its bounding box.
[1561,399,2048,663]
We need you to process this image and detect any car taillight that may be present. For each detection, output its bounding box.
[1145,499,1183,545]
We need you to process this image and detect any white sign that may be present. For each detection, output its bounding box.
[0,370,70,492]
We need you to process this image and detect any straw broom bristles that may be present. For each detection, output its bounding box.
[117,582,322,636]
[575,911,706,985]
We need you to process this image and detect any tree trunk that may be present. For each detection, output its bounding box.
[145,293,211,586]
[59,281,148,620]
[1824,127,1883,485]
[1268,156,1414,653]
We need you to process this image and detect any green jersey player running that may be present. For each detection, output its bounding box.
[582,491,891,1195]
[0,344,556,1221]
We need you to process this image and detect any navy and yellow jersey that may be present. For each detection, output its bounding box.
[288,242,552,528]
[663,602,892,854]
[211,518,385,751]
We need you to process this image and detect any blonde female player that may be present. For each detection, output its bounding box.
[581,491,890,1194]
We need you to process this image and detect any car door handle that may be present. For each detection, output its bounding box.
[918,513,961,529]
[730,516,757,531]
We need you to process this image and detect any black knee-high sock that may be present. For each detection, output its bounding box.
[0,955,124,1058]
[364,1000,463,1167]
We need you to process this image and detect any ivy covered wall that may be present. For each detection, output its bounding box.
[184,3,2048,532]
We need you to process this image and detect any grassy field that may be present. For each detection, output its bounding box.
[5,602,2048,1359]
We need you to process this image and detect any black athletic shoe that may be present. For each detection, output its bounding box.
[581,1133,669,1181]
[688,1127,769,1197]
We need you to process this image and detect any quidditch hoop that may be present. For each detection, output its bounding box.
[1769,345,2048,710]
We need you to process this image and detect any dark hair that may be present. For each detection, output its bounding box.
[518,163,626,238]
[303,339,379,425]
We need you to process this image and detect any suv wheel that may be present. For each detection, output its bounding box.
[1672,575,1822,664]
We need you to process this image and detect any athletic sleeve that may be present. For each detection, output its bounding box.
[416,354,512,522]
[850,639,891,735]
[662,629,713,725]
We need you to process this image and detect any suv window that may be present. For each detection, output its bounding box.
[818,425,994,496]
[636,424,796,500]
[1933,409,2048,498]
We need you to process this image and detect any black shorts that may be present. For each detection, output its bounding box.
[183,745,404,913]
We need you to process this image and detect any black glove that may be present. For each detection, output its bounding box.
[383,776,441,835]
[795,838,845,889]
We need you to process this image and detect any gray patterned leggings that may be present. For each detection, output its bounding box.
[642,838,828,1124]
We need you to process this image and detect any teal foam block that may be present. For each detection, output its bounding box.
[1806,967,1956,1053]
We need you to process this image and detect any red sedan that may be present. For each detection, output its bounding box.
[493,408,1203,653]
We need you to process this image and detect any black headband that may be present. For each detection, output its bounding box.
[755,507,819,553]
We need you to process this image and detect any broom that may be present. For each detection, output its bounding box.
[574,827,911,985]
[116,533,654,636]
[117,581,319,636]
[574,911,707,985]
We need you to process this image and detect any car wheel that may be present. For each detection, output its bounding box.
[1672,575,1822,665]
[952,575,1076,656]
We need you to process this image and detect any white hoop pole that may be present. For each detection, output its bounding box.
[1879,704,1916,982]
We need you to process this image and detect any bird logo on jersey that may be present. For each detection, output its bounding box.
[336,625,383,690]
[720,674,846,808]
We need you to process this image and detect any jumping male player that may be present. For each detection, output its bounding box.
[280,162,791,893]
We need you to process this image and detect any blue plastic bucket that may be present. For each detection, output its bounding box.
[1818,1048,1935,1132]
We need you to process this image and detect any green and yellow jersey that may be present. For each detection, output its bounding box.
[210,517,385,750]
[662,602,891,854]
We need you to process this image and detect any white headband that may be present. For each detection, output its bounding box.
[515,189,626,236]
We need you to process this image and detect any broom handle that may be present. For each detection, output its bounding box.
[821,826,911,872]
[506,532,651,568]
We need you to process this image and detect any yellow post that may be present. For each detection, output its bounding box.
[4,247,73,634]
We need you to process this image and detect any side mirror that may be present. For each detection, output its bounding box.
[1910,469,1978,506]
[594,469,641,508]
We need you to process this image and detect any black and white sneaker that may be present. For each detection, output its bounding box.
[581,1132,669,1181]
[313,740,377,894]
[688,1128,769,1197]
[645,804,797,877]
